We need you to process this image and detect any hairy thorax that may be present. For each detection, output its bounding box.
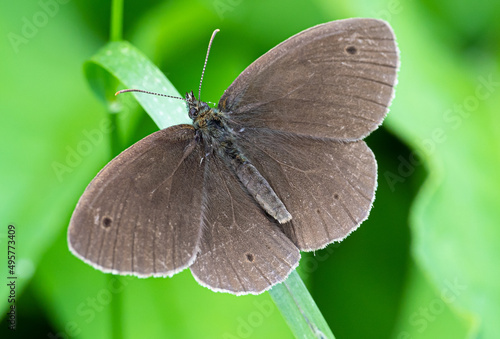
[187,92,292,224]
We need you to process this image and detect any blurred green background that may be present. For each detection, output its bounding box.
[1,0,499,338]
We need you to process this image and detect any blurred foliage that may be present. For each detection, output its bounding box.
[1,0,499,338]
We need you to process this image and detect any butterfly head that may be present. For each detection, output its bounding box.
[186,91,211,120]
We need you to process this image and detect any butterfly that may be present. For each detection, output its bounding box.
[68,18,399,295]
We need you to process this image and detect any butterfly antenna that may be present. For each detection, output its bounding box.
[199,29,220,100]
[115,89,187,101]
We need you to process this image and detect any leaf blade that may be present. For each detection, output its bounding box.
[84,41,190,129]
[269,271,335,339]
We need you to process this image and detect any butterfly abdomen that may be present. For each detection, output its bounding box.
[216,129,293,224]
[232,158,292,224]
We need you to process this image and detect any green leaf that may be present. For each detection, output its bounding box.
[391,12,500,339]
[269,271,335,339]
[84,41,191,129]
[391,262,475,338]
[379,2,500,338]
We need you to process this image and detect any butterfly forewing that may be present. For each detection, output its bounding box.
[220,18,399,141]
[68,125,205,277]
[190,152,300,295]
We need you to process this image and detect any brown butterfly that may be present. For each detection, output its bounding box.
[68,18,399,295]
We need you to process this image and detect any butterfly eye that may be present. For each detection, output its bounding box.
[189,107,198,118]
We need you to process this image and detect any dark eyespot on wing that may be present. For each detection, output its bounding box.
[345,45,358,55]
[102,216,112,228]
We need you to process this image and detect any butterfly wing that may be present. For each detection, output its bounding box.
[237,128,376,251]
[219,18,399,141]
[190,152,300,295]
[68,125,205,277]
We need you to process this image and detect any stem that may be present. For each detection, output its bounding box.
[269,270,335,339]
[108,1,124,338]
[108,275,124,339]
[108,113,121,158]
[110,0,123,42]
[108,0,123,158]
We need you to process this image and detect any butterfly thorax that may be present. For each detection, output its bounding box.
[186,91,237,156]
[186,91,292,224]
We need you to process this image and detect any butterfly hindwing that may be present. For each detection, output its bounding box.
[190,152,300,294]
[237,128,377,251]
